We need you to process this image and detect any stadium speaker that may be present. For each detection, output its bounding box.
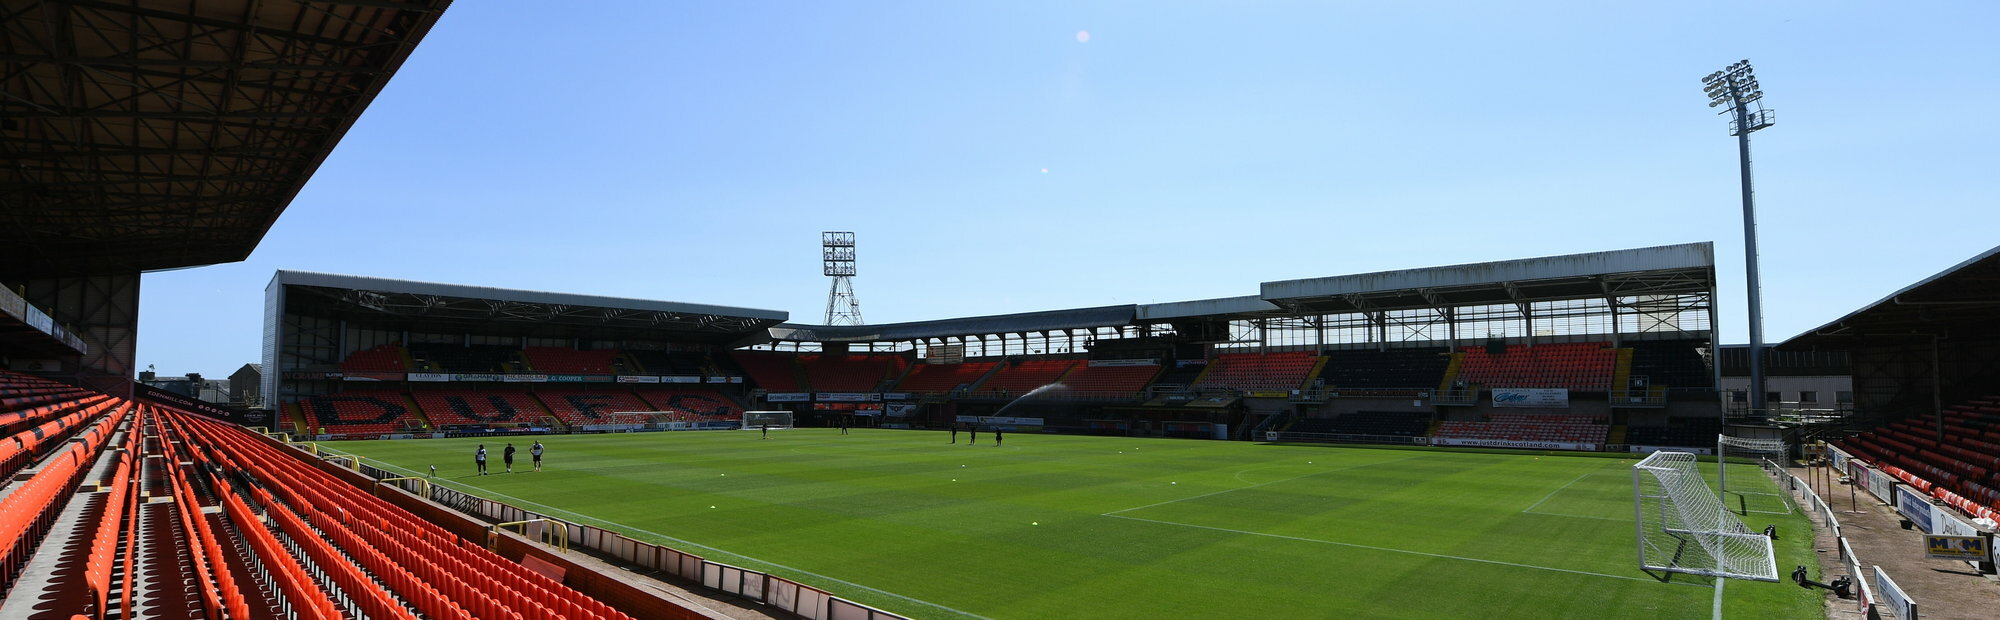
[1485,340,1506,356]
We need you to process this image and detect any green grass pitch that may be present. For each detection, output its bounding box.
[333,429,1824,619]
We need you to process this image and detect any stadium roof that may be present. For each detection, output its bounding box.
[769,305,1138,343]
[1,1,452,280]
[1781,244,2000,350]
[1259,243,1715,314]
[272,270,787,343]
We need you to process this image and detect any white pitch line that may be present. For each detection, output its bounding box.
[1521,472,1596,514]
[1712,575,1726,620]
[1102,454,1425,517]
[360,460,994,620]
[1105,513,1677,585]
[1521,509,1629,523]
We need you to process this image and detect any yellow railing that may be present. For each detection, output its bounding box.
[489,519,568,553]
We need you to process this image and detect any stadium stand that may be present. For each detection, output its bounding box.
[409,343,520,372]
[799,354,902,392]
[341,343,408,372]
[1057,363,1161,398]
[1151,363,1207,389]
[299,391,421,435]
[733,352,805,392]
[412,389,550,426]
[1628,340,1713,389]
[1454,342,1616,391]
[895,362,999,393]
[1289,411,1433,438]
[1191,352,1321,392]
[523,346,620,374]
[1316,348,1450,388]
[635,388,745,422]
[1834,396,2000,517]
[1434,413,1610,446]
[975,359,1078,396]
[626,349,710,375]
[534,388,657,425]
[1623,416,1725,448]
[162,406,636,619]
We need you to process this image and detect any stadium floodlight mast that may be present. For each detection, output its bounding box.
[822,231,864,326]
[1702,60,1775,418]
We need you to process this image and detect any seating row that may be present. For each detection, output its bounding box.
[1193,352,1319,391]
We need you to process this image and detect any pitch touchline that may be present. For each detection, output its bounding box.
[1102,454,1426,517]
[1104,514,1676,585]
[1521,472,1596,514]
[358,460,995,620]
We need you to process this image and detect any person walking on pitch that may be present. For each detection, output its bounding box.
[995,427,1004,447]
[531,440,544,472]
[474,445,488,475]
[950,424,958,444]
[503,443,517,473]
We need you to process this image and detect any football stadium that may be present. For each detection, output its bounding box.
[3,3,1997,620]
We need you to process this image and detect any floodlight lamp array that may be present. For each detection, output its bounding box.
[1702,60,1763,108]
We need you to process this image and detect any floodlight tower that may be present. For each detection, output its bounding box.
[822,231,863,325]
[1702,60,1775,417]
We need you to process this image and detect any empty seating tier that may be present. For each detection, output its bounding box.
[1191,352,1320,392]
[1628,340,1712,389]
[1434,413,1610,446]
[523,346,620,374]
[635,388,745,422]
[976,359,1078,396]
[1291,411,1433,438]
[1057,363,1161,398]
[1624,416,1724,447]
[1316,348,1450,388]
[732,352,804,392]
[1835,395,2000,517]
[341,343,407,372]
[533,388,656,425]
[1454,342,1615,391]
[412,389,551,426]
[299,391,421,436]
[799,354,901,392]
[408,343,519,372]
[895,362,998,393]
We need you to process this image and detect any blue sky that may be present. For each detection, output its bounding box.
[137,1,1999,376]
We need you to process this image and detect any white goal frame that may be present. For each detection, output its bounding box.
[1717,435,1794,516]
[742,410,794,429]
[1632,450,1779,582]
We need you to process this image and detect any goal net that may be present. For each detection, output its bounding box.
[1717,435,1793,516]
[1632,451,1778,582]
[742,410,794,429]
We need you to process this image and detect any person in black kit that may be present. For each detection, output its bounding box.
[840,417,850,435]
[950,424,958,444]
[968,425,978,445]
[761,423,769,439]
[994,427,1004,447]
[475,445,488,475]
[503,443,517,473]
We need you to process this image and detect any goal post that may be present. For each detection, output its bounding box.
[742,410,794,429]
[1632,450,1779,582]
[1717,434,1793,516]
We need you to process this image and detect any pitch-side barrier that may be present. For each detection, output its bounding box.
[1767,456,1889,618]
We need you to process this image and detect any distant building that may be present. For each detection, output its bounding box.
[139,371,231,404]
[1717,345,1852,413]
[229,363,263,408]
